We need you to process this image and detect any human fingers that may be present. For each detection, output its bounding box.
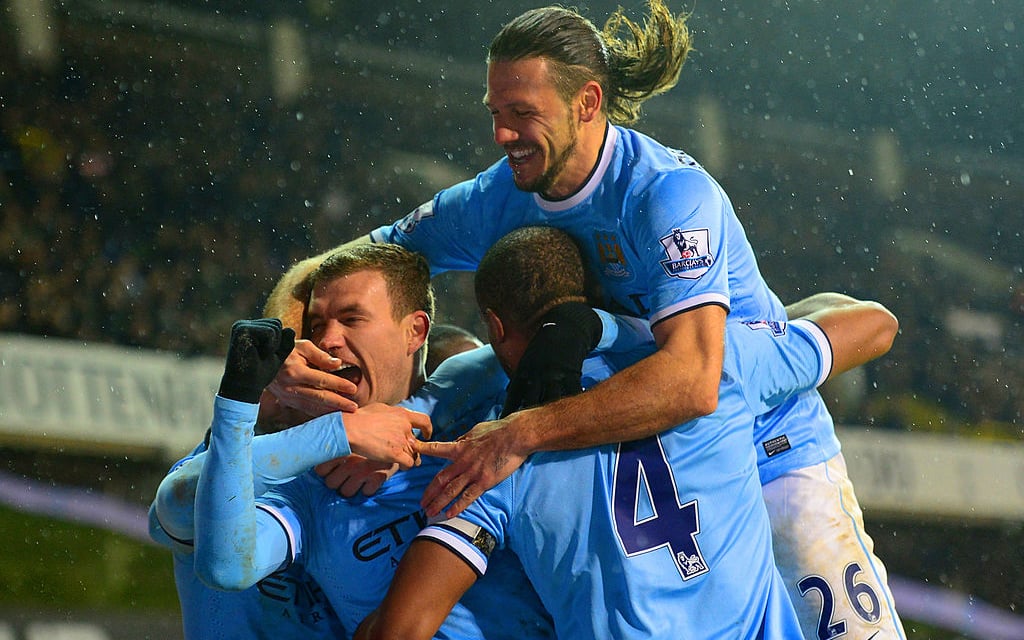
[359,468,395,497]
[414,440,460,461]
[443,482,484,519]
[420,460,471,517]
[313,456,347,479]
[337,472,370,498]
[291,339,342,373]
[273,342,357,398]
[281,386,358,416]
[404,409,433,441]
[317,459,354,491]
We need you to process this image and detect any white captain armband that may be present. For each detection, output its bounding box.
[417,517,496,578]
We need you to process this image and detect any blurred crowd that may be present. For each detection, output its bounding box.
[1,32,1021,437]
[0,45,444,355]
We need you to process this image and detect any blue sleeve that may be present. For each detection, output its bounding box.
[148,502,178,550]
[413,346,508,441]
[369,161,520,275]
[415,478,514,577]
[151,406,353,547]
[594,309,655,353]
[623,169,733,324]
[728,319,832,416]
[193,397,348,590]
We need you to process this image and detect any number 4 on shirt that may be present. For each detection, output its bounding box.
[612,436,709,581]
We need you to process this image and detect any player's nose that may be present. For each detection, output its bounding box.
[493,122,518,145]
[316,321,348,352]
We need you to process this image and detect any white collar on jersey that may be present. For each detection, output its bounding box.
[534,123,619,212]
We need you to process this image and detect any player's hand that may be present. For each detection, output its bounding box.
[343,403,433,470]
[218,319,296,404]
[315,455,399,497]
[263,339,359,416]
[501,301,602,417]
[417,416,530,518]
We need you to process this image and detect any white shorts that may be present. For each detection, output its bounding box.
[762,453,906,640]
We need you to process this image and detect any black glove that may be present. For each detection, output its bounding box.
[501,301,603,417]
[218,318,296,404]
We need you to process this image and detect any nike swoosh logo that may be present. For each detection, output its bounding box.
[865,632,880,640]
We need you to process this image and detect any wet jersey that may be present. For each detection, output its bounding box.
[370,123,840,483]
[418,319,831,639]
[165,434,345,640]
[193,347,553,639]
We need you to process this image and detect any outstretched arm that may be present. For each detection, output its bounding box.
[419,304,726,517]
[418,293,897,518]
[354,540,478,640]
[151,402,428,546]
[152,406,347,547]
[786,292,899,379]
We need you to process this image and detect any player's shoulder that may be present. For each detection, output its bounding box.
[617,126,707,173]
[453,156,517,197]
[616,128,720,199]
[430,344,501,378]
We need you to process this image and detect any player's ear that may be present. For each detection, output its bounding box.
[578,81,602,123]
[483,308,505,345]
[406,311,430,355]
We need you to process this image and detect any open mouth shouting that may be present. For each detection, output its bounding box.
[330,363,363,395]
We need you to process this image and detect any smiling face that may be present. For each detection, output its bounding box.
[486,57,592,199]
[306,269,425,408]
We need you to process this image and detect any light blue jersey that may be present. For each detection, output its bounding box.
[154,421,346,640]
[370,123,840,484]
[420,319,830,639]
[170,539,344,639]
[193,346,554,639]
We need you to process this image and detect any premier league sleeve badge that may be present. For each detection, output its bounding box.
[659,228,715,279]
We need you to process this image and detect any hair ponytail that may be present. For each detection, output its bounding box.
[602,1,692,124]
[488,0,692,125]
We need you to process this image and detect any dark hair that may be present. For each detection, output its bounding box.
[488,0,692,125]
[298,243,435,322]
[426,324,483,375]
[475,226,587,331]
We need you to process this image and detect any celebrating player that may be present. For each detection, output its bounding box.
[356,226,899,639]
[156,243,555,638]
[264,3,906,636]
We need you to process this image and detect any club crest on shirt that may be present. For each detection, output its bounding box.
[659,228,714,279]
[396,201,435,234]
[593,230,632,280]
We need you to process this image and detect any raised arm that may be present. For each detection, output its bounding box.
[193,319,296,588]
[189,320,429,589]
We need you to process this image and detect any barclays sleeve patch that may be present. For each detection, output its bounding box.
[659,227,715,279]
